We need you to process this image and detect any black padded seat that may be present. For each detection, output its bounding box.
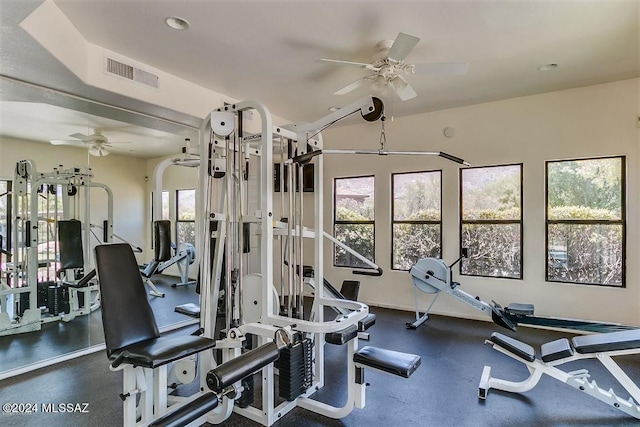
[95,243,215,367]
[541,338,573,362]
[325,324,358,345]
[490,332,535,362]
[354,346,421,378]
[505,303,535,316]
[571,329,640,354]
[110,333,215,369]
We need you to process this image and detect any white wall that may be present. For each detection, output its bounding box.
[0,137,147,266]
[321,78,640,326]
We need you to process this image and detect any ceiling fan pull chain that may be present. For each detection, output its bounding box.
[379,115,387,152]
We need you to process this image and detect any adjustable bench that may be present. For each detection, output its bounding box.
[479,329,640,419]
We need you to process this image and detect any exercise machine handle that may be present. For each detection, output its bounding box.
[353,267,383,277]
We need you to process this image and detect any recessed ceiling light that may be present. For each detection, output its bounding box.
[328,106,339,112]
[165,16,190,31]
[538,63,559,71]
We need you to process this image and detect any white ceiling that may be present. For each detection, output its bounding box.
[1,0,638,158]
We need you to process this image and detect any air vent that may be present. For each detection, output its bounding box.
[104,57,159,88]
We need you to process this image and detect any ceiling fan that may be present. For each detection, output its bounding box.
[320,32,468,101]
[50,130,129,156]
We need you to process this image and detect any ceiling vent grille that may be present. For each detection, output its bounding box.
[105,57,159,88]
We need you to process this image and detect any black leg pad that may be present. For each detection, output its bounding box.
[325,324,358,345]
[354,346,421,378]
[207,342,280,393]
[149,392,218,427]
[358,314,376,332]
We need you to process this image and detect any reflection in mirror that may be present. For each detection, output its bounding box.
[0,77,201,378]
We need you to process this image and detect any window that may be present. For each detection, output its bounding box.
[334,176,375,268]
[176,189,196,246]
[546,156,625,286]
[391,171,441,270]
[460,164,523,278]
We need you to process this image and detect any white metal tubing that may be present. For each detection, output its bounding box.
[288,96,377,134]
[322,231,380,271]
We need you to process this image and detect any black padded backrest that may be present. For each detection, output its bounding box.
[154,220,172,262]
[58,220,84,269]
[340,280,360,301]
[95,243,160,357]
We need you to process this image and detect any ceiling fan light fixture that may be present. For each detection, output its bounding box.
[165,16,190,31]
[390,75,408,91]
[372,75,388,91]
[89,145,110,157]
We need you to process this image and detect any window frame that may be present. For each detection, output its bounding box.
[545,155,626,288]
[333,175,376,269]
[175,188,196,246]
[390,169,442,271]
[459,163,524,280]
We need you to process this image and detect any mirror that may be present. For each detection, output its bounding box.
[0,77,201,378]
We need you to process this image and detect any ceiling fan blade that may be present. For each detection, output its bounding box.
[69,133,89,140]
[390,76,417,101]
[319,58,377,70]
[50,139,85,146]
[413,62,469,75]
[387,32,421,63]
[334,78,366,96]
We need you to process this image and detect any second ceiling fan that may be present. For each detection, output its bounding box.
[321,32,468,101]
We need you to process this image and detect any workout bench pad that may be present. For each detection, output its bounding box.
[354,346,421,378]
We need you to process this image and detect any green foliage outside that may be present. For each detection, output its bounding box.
[546,158,623,286]
[335,207,374,268]
[462,166,521,277]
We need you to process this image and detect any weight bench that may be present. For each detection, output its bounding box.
[324,321,421,379]
[96,243,288,427]
[479,329,640,419]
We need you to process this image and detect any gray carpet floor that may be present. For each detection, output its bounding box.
[2,307,640,427]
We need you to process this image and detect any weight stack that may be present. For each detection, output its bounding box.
[275,338,312,401]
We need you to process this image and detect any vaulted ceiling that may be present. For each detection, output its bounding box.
[1,0,638,157]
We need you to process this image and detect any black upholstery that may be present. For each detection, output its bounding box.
[325,324,358,345]
[149,393,218,427]
[58,220,84,269]
[490,332,535,362]
[95,243,215,365]
[354,346,421,378]
[572,329,640,354]
[505,303,535,316]
[541,338,573,362]
[154,220,172,263]
[358,313,376,332]
[206,342,280,393]
[340,280,360,301]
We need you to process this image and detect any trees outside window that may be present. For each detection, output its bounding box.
[546,157,625,286]
[460,164,523,278]
[176,189,196,246]
[392,171,441,270]
[334,176,375,268]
